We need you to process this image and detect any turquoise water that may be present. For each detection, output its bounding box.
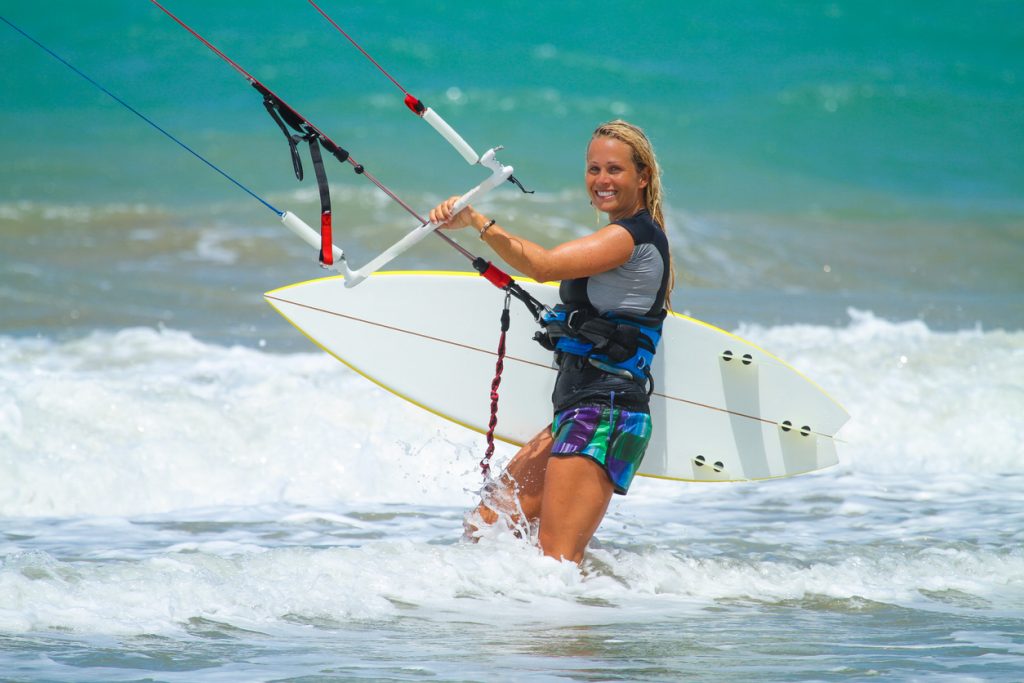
[1,2,1023,681]
[2,0,1022,335]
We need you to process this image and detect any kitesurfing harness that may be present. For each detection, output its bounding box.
[535,304,666,393]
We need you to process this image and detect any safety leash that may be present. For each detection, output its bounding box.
[481,289,512,480]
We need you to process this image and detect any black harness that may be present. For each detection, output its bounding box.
[535,303,666,391]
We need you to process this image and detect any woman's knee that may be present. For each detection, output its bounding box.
[537,455,615,563]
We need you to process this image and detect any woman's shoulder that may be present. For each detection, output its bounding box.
[611,209,662,244]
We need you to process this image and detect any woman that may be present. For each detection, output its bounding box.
[428,120,672,565]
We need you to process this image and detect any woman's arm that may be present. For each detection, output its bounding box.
[428,199,635,283]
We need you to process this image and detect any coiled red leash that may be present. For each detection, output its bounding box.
[481,289,512,479]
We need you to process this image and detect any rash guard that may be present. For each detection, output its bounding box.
[551,209,671,412]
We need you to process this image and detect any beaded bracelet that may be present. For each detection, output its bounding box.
[478,218,496,239]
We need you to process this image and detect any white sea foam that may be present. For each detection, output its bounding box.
[735,309,1024,476]
[1,312,1021,518]
[1,315,1020,641]
[1,528,1020,636]
[0,328,486,518]
[0,200,159,220]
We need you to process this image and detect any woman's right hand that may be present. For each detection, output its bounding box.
[429,196,475,230]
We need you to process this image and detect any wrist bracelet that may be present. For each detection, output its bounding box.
[478,218,496,239]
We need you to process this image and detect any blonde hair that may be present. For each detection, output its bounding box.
[591,119,676,307]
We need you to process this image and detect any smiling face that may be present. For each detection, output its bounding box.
[585,135,649,222]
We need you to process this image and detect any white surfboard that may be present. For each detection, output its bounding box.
[265,271,849,482]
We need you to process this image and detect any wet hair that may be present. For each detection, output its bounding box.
[591,119,675,306]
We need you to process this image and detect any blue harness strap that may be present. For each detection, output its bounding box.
[536,305,665,387]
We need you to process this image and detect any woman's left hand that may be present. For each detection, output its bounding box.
[428,196,476,230]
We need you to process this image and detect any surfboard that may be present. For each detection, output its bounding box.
[265,271,849,483]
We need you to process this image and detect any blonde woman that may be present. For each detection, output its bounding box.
[429,120,673,564]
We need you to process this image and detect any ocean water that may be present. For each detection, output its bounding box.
[1,1,1023,681]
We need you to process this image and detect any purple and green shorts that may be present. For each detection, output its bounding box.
[550,403,653,494]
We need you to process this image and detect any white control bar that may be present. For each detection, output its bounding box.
[281,147,513,287]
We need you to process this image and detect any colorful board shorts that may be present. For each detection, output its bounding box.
[550,403,653,494]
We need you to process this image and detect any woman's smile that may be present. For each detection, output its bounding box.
[586,136,647,221]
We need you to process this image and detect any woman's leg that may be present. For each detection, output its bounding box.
[537,455,614,564]
[466,427,554,533]
[466,427,616,564]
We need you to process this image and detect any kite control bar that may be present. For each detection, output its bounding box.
[148,0,535,290]
[280,145,514,287]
